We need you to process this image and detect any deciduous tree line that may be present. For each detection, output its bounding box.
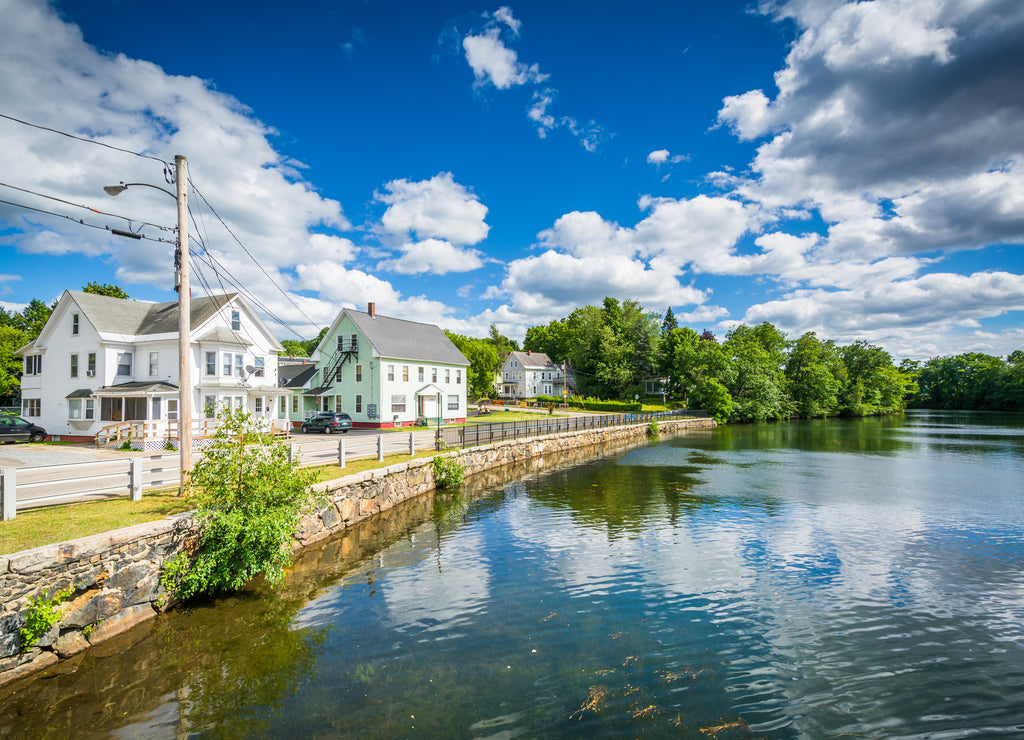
[907,352,1024,411]
[519,297,1021,422]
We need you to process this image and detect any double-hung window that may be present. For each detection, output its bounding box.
[206,352,217,376]
[116,352,132,377]
[254,357,265,377]
[70,353,78,378]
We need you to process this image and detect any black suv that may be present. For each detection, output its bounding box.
[0,415,47,443]
[301,412,353,434]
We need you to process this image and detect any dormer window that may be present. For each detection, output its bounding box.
[72,313,79,335]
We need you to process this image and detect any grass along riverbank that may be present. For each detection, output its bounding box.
[1,450,440,555]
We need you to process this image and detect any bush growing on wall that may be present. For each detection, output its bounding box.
[161,409,321,600]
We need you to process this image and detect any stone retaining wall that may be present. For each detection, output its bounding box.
[0,416,714,686]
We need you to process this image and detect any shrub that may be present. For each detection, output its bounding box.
[160,409,321,600]
[646,421,660,440]
[432,454,466,489]
[20,586,74,651]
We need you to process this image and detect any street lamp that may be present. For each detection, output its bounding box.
[105,155,192,493]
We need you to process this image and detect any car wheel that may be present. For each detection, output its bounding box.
[342,429,349,434]
[324,426,333,434]
[301,425,309,434]
[30,432,45,443]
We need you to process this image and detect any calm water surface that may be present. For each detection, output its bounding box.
[3,411,1023,738]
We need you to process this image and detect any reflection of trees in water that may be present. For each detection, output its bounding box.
[0,588,326,739]
[0,433,676,738]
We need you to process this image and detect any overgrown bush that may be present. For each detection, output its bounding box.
[646,421,660,440]
[160,409,321,600]
[432,454,466,489]
[20,586,74,651]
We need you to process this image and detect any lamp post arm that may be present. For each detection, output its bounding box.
[103,182,178,199]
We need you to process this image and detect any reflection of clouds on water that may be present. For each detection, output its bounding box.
[502,496,642,596]
[380,527,491,634]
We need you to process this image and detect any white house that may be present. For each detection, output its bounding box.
[287,302,470,428]
[498,351,574,401]
[18,290,287,442]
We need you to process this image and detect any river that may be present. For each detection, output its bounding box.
[2,410,1023,738]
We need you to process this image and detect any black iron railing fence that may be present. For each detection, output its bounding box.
[435,408,708,450]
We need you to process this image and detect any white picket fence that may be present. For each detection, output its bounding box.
[0,432,430,520]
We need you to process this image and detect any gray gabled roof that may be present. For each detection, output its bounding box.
[283,365,318,388]
[507,350,556,370]
[345,310,469,366]
[69,290,235,336]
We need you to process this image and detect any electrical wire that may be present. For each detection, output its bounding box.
[191,248,306,340]
[0,112,170,165]
[187,178,317,327]
[0,197,176,245]
[0,181,174,232]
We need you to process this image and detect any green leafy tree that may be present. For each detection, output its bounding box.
[12,298,53,340]
[446,331,500,400]
[488,324,518,359]
[303,327,329,356]
[278,339,308,357]
[163,409,321,599]
[785,332,842,418]
[0,324,26,401]
[657,307,679,376]
[724,323,791,422]
[82,281,129,299]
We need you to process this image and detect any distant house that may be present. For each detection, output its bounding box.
[498,351,574,401]
[284,303,470,428]
[18,290,286,442]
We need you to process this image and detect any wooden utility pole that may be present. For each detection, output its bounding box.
[175,155,192,492]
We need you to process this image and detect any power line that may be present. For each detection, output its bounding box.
[191,247,306,340]
[187,178,317,328]
[0,112,170,165]
[0,181,174,233]
[0,197,176,245]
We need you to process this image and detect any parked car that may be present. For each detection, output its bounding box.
[0,415,47,443]
[301,412,353,434]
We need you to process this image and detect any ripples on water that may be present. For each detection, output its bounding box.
[2,411,1023,738]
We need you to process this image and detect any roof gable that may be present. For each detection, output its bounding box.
[319,309,468,365]
[68,290,235,337]
[506,351,555,370]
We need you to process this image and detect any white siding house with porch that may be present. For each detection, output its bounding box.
[302,303,469,428]
[499,351,574,401]
[18,290,286,443]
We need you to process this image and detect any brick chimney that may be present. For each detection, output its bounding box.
[368,302,376,318]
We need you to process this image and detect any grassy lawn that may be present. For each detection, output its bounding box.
[455,410,566,425]
[1,450,442,555]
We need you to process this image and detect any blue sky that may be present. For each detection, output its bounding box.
[1,0,1022,360]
